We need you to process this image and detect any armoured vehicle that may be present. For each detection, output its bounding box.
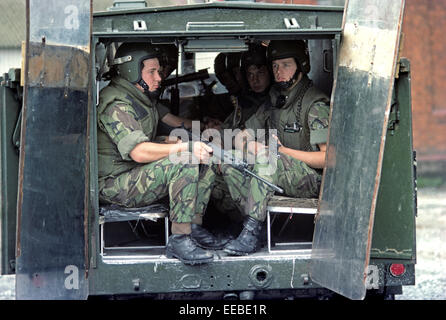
[0,0,416,300]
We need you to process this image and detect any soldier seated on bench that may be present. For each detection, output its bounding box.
[97,42,228,265]
[221,40,331,256]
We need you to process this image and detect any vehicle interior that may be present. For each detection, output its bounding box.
[93,36,338,260]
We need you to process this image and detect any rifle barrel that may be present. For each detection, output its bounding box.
[189,130,284,194]
[162,69,209,87]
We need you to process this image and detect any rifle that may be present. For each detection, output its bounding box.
[161,68,210,87]
[183,125,284,194]
[162,68,210,116]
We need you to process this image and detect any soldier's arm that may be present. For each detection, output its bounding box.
[100,104,187,162]
[130,140,212,164]
[129,141,188,163]
[101,103,211,163]
[278,143,327,169]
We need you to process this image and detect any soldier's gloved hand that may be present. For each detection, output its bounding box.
[193,141,213,164]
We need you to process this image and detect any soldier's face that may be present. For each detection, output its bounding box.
[272,58,298,83]
[246,65,271,93]
[141,58,162,92]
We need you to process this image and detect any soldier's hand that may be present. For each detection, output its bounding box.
[193,141,213,164]
[271,134,283,152]
[247,140,268,155]
[201,129,223,148]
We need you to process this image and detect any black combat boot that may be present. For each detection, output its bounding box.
[191,224,231,250]
[223,216,263,256]
[166,234,214,265]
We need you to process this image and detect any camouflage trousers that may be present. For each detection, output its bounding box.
[99,152,216,226]
[210,174,244,222]
[221,150,321,222]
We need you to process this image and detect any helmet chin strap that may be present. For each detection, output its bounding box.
[274,69,300,91]
[274,78,295,91]
[137,78,161,100]
[137,78,150,94]
[274,67,304,92]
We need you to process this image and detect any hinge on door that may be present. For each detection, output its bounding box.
[387,102,400,135]
[388,80,400,135]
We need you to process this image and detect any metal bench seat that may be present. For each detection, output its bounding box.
[99,203,170,254]
[266,196,318,253]
[99,203,169,224]
[99,196,318,255]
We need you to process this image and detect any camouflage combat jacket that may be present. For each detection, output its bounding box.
[245,75,330,151]
[97,76,161,181]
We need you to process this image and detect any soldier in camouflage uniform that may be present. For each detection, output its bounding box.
[97,43,227,265]
[220,44,271,131]
[210,44,272,220]
[221,40,331,255]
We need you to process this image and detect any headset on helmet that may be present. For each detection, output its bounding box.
[266,40,311,75]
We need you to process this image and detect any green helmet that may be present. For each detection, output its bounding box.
[112,42,162,84]
[157,44,178,78]
[160,44,178,67]
[214,52,243,95]
[241,43,268,72]
[267,40,310,74]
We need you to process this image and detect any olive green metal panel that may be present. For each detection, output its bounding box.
[93,2,343,39]
[371,59,416,260]
[90,255,315,296]
[311,0,405,300]
[0,71,21,275]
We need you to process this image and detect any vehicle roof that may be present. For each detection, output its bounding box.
[93,2,344,40]
[93,2,344,16]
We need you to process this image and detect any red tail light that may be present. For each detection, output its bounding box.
[389,264,406,277]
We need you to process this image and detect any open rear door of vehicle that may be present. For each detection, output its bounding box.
[311,0,405,300]
[16,0,91,299]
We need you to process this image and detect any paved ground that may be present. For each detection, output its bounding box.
[1,187,445,300]
[0,275,14,300]
[396,187,446,300]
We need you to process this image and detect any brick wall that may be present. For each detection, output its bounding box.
[402,0,446,169]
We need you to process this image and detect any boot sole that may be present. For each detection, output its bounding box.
[190,236,231,251]
[223,248,251,256]
[195,243,227,250]
[166,251,214,265]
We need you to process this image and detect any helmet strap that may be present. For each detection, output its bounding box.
[274,62,302,91]
[137,78,161,100]
[274,77,295,91]
[137,78,150,94]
